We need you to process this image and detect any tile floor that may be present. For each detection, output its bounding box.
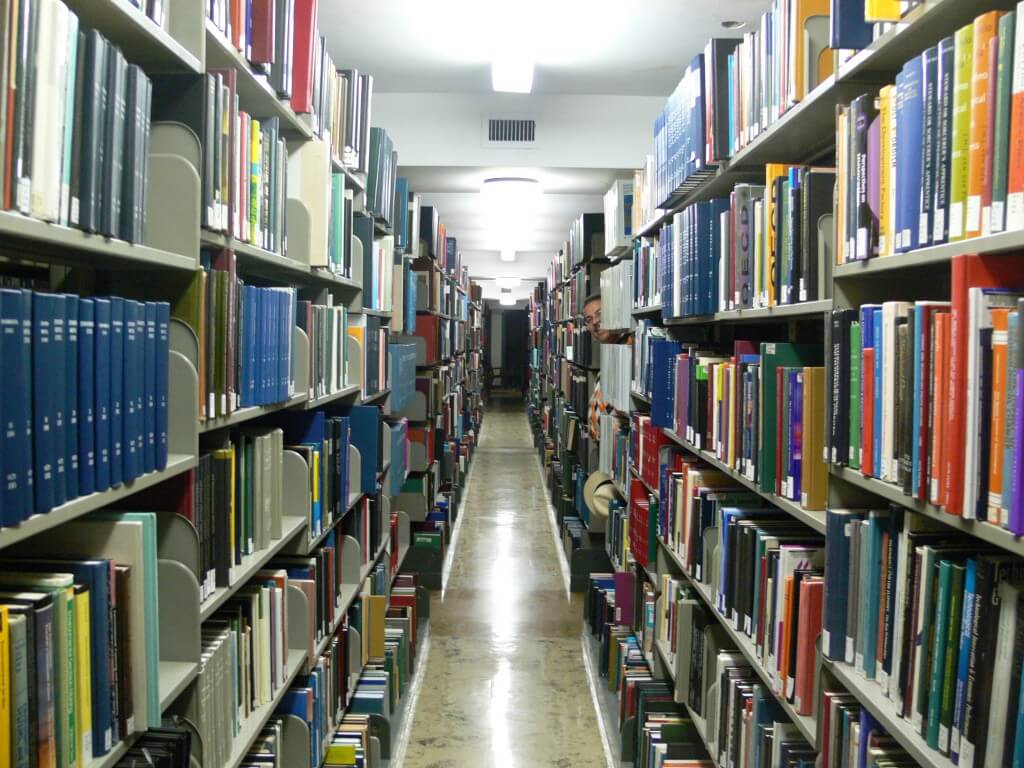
[398,399,611,768]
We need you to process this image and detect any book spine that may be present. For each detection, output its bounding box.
[991,11,1016,234]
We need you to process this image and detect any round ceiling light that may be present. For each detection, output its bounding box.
[721,20,746,29]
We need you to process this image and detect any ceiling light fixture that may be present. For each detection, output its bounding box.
[492,57,534,93]
[496,277,521,289]
[720,20,746,29]
[499,295,516,306]
[500,248,516,262]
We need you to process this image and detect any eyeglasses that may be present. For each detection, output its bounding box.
[583,307,601,328]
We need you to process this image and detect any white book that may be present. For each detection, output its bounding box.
[984,580,1021,767]
[28,0,63,220]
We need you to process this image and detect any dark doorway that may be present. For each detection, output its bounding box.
[502,309,529,395]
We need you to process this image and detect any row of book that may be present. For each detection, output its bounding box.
[836,7,1024,264]
[298,302,351,401]
[662,169,834,319]
[818,688,916,768]
[0,511,163,764]
[599,258,635,332]
[174,250,297,420]
[206,0,317,114]
[823,506,1024,767]
[156,71,289,251]
[324,68,373,175]
[599,342,634,416]
[1,290,171,526]
[603,179,634,255]
[2,6,154,244]
[827,255,1024,525]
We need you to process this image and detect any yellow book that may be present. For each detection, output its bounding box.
[0,605,9,768]
[250,118,261,241]
[764,164,790,305]
[948,24,974,241]
[324,745,358,765]
[878,85,895,257]
[73,587,92,765]
[865,0,902,21]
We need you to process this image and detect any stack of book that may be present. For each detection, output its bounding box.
[2,8,154,244]
[0,290,170,526]
[835,8,1024,264]
[598,259,634,332]
[603,179,634,255]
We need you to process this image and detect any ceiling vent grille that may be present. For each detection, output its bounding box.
[486,118,536,146]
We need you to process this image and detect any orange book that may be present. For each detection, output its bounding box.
[988,307,1013,523]
[795,577,824,715]
[966,11,1002,239]
[930,312,951,506]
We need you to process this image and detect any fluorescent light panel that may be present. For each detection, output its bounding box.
[492,58,534,93]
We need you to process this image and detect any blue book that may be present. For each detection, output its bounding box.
[108,297,124,486]
[830,0,873,50]
[857,707,881,768]
[1014,659,1024,767]
[873,307,883,478]
[651,340,683,428]
[154,302,169,471]
[952,558,977,763]
[1,290,31,523]
[78,299,96,498]
[280,290,290,402]
[919,46,939,248]
[122,300,141,483]
[32,293,57,513]
[260,288,270,403]
[1,557,114,754]
[899,58,924,253]
[131,301,146,480]
[51,295,67,507]
[790,369,803,501]
[94,299,112,492]
[340,405,380,493]
[64,295,79,502]
[143,302,156,474]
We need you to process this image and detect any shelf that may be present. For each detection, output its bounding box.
[312,270,362,291]
[634,214,669,239]
[833,228,1024,278]
[632,304,665,317]
[159,660,200,711]
[826,659,956,768]
[0,453,197,550]
[630,390,652,404]
[657,537,818,747]
[93,737,137,768]
[356,307,393,319]
[304,384,362,409]
[65,0,200,73]
[200,515,309,621]
[361,388,391,405]
[226,648,308,768]
[830,466,1024,559]
[663,429,826,534]
[199,394,309,433]
[333,160,366,192]
[390,542,410,588]
[664,299,833,325]
[629,465,657,497]
[204,19,312,138]
[0,210,198,272]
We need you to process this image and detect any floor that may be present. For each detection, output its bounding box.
[398,399,612,768]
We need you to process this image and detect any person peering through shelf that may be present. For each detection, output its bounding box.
[583,291,631,440]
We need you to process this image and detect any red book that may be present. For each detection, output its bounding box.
[230,0,243,51]
[249,0,275,65]
[943,253,1024,514]
[290,0,318,114]
[862,347,875,476]
[795,577,824,715]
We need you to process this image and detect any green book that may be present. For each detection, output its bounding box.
[990,11,1016,234]
[413,532,442,551]
[849,321,862,471]
[757,343,821,493]
[939,562,966,754]
[927,559,954,748]
[948,23,974,242]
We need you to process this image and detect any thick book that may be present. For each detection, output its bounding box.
[32,293,57,513]
[965,11,1001,240]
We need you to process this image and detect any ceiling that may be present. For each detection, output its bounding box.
[322,0,768,96]
[319,1,771,304]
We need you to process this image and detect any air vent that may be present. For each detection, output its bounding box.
[486,118,536,146]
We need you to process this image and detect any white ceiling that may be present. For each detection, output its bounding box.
[321,0,768,96]
[319,1,771,289]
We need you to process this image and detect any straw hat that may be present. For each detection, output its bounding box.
[583,471,623,519]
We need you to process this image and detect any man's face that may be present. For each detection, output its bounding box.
[584,299,618,344]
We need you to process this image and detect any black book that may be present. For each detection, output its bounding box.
[852,93,879,260]
[11,0,35,213]
[772,175,786,299]
[705,39,741,163]
[799,169,835,303]
[830,309,855,466]
[101,48,126,238]
[269,0,293,97]
[78,29,108,233]
[120,65,143,243]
